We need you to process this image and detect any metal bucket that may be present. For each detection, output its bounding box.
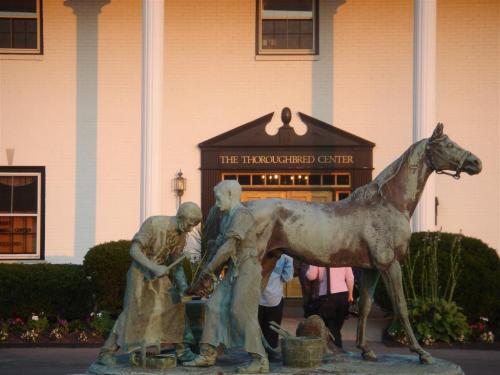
[281,336,324,368]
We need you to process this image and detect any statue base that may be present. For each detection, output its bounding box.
[87,350,464,375]
[128,353,176,369]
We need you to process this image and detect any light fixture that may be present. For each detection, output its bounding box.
[173,170,186,208]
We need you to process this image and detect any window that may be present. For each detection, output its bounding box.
[335,173,350,186]
[336,191,351,201]
[0,0,42,54]
[222,172,350,187]
[258,0,318,55]
[0,167,45,260]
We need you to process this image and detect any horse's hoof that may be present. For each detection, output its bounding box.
[362,350,378,362]
[419,352,433,364]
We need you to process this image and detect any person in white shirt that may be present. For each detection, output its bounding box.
[305,266,354,349]
[259,254,294,350]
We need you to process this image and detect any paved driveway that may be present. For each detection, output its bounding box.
[1,343,499,375]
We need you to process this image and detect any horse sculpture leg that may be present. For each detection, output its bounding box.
[381,261,433,364]
[356,269,379,361]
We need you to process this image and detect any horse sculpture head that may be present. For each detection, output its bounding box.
[425,123,482,179]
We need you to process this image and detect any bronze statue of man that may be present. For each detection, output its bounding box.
[96,202,202,366]
[184,180,269,373]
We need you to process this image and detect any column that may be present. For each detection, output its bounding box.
[65,0,110,262]
[412,0,437,232]
[141,0,164,222]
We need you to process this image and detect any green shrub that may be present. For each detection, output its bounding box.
[375,232,500,327]
[88,311,114,338]
[411,298,469,343]
[387,298,469,345]
[0,264,93,320]
[83,240,132,315]
[27,313,49,333]
[8,318,26,336]
[0,321,8,341]
[68,319,87,333]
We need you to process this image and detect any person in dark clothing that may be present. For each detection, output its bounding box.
[305,266,354,348]
[258,254,294,350]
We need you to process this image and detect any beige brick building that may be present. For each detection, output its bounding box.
[0,0,498,263]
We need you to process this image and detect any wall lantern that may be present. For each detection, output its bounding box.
[173,170,186,208]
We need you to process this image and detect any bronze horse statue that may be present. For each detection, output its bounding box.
[195,123,481,364]
[246,123,481,363]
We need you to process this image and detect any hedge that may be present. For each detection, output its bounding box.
[0,241,131,321]
[374,232,500,325]
[0,264,93,320]
[83,240,132,315]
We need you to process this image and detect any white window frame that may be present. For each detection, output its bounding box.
[0,0,42,54]
[0,170,43,260]
[257,0,318,55]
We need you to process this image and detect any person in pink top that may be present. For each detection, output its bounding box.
[305,266,354,349]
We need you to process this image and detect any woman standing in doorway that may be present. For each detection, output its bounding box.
[305,266,354,349]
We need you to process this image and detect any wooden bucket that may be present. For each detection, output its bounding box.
[281,336,324,368]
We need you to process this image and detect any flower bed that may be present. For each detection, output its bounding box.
[0,312,113,347]
[384,315,499,350]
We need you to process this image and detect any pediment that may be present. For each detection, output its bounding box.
[199,108,375,149]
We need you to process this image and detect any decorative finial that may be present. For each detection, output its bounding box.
[281,107,292,127]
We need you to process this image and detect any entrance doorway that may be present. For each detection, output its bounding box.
[240,189,337,298]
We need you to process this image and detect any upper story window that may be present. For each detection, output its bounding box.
[257,0,318,55]
[0,0,42,54]
[0,167,45,260]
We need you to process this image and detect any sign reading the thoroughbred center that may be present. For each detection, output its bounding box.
[218,154,354,165]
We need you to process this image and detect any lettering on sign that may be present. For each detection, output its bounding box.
[219,154,354,165]
[317,155,353,164]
